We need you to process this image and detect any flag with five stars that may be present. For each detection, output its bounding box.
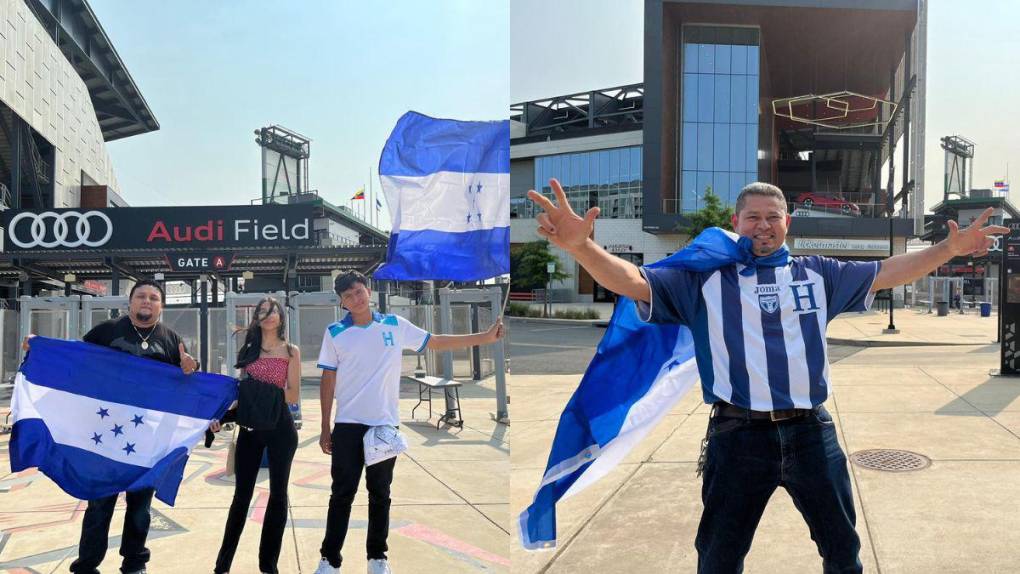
[8,337,237,504]
[374,111,510,281]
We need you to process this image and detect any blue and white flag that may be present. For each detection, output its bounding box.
[375,111,509,281]
[9,337,237,505]
[518,228,790,549]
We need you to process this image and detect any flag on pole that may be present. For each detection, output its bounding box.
[518,228,791,549]
[352,187,366,200]
[374,111,509,281]
[995,180,1010,193]
[9,337,237,505]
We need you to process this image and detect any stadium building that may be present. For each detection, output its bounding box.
[511,0,927,303]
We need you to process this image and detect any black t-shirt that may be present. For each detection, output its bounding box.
[83,315,185,366]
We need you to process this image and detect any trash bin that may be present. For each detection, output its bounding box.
[937,301,949,316]
[980,302,992,317]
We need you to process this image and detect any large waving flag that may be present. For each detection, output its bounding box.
[374,111,509,281]
[518,228,790,549]
[9,337,237,505]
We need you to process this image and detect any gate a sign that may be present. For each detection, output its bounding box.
[164,253,235,272]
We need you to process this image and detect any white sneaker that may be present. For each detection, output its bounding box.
[367,558,391,574]
[314,557,340,574]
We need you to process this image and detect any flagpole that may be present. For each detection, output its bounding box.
[369,166,374,229]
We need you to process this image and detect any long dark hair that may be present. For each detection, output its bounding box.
[235,297,291,369]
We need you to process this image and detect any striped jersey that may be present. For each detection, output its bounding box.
[638,256,879,410]
[317,312,430,426]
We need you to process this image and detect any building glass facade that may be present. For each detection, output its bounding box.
[681,26,760,212]
[514,146,643,219]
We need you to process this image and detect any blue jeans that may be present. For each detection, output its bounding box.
[69,489,154,574]
[695,405,862,574]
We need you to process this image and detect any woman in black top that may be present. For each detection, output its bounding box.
[212,297,300,574]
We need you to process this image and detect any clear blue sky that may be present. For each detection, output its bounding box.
[92,0,509,225]
[510,0,1020,212]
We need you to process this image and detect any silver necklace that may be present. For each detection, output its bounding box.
[132,322,156,350]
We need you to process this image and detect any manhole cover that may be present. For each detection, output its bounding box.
[850,449,930,472]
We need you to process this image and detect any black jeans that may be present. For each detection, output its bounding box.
[214,409,298,574]
[695,405,863,574]
[319,423,397,568]
[69,489,154,574]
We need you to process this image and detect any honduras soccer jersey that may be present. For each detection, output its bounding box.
[638,256,879,411]
[316,312,430,426]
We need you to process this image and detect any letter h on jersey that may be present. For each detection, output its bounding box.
[382,332,395,347]
[790,283,820,312]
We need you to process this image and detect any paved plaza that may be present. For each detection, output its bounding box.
[509,309,1020,573]
[0,376,510,574]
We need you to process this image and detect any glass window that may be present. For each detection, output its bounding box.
[619,149,630,185]
[683,74,699,122]
[697,123,713,171]
[684,43,699,73]
[697,171,714,208]
[599,150,611,185]
[731,45,747,75]
[728,171,743,205]
[698,74,714,122]
[682,121,697,173]
[571,154,582,188]
[747,78,759,124]
[746,126,757,173]
[730,75,746,123]
[714,44,731,74]
[714,172,729,204]
[682,170,697,212]
[699,43,715,74]
[713,123,729,171]
[714,75,730,124]
[631,147,642,180]
[748,45,760,76]
[729,124,745,172]
[610,148,620,185]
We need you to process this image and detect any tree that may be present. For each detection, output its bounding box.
[675,185,734,238]
[510,241,570,292]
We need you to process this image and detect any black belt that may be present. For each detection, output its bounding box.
[713,402,818,422]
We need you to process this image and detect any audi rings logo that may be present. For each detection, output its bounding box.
[8,211,114,249]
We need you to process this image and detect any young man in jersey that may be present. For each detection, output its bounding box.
[528,179,1007,573]
[313,271,504,574]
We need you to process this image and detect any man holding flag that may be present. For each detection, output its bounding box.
[14,279,227,574]
[521,179,1008,572]
[307,111,508,574]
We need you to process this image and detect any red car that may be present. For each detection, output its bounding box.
[795,192,861,216]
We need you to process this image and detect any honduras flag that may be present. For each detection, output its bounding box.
[374,111,509,281]
[518,228,790,549]
[9,337,237,505]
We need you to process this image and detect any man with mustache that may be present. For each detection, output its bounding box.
[528,179,1007,573]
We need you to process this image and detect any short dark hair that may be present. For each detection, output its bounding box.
[129,279,165,303]
[734,182,787,215]
[333,271,369,296]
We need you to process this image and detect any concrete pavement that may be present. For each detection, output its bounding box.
[510,309,1020,573]
[0,376,510,574]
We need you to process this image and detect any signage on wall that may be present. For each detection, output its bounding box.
[164,253,235,272]
[793,238,889,251]
[0,204,316,253]
[603,244,634,253]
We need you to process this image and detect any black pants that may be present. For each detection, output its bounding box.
[69,489,154,574]
[214,409,298,574]
[319,423,397,568]
[695,406,862,573]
